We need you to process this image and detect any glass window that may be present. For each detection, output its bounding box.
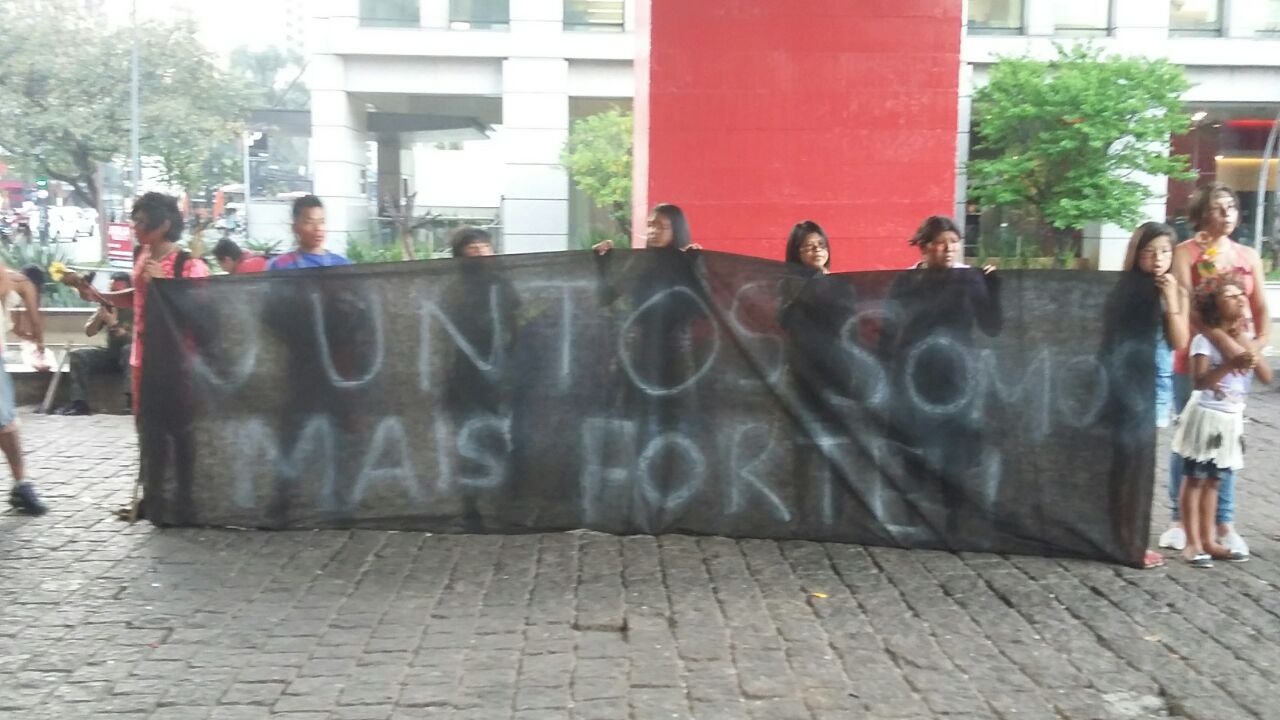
[360,0,420,28]
[1262,0,1280,34]
[968,0,1023,35]
[450,0,509,30]
[1055,0,1110,36]
[1170,0,1222,37]
[565,0,625,32]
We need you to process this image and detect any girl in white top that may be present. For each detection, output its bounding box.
[1171,275,1272,567]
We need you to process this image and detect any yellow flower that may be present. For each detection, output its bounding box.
[48,261,66,283]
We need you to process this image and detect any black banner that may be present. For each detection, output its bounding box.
[140,250,1157,565]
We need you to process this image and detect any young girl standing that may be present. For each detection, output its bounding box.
[1121,222,1190,428]
[1115,222,1189,568]
[1172,276,1272,567]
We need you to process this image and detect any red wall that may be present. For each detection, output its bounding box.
[633,0,963,271]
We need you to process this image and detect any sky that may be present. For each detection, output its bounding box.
[96,0,304,60]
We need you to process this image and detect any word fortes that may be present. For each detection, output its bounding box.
[220,408,1033,536]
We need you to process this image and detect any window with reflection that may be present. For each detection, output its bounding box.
[565,0,625,32]
[1055,0,1110,36]
[1170,0,1222,37]
[360,0,419,28]
[450,0,509,30]
[968,0,1023,35]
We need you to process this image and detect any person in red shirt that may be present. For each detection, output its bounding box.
[73,192,210,413]
[68,193,210,520]
[213,237,269,274]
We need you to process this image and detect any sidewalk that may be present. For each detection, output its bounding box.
[3,390,1280,719]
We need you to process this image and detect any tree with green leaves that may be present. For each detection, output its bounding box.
[968,45,1193,258]
[0,1,249,214]
[561,108,632,236]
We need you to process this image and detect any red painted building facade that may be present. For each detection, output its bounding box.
[632,0,963,271]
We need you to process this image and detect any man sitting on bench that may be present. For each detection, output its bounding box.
[61,272,133,416]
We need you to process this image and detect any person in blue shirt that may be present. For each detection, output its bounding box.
[267,195,353,271]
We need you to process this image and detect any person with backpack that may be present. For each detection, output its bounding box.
[268,195,352,271]
[69,192,209,415]
[67,193,210,521]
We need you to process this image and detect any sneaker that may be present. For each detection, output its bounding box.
[1158,526,1186,551]
[59,400,91,416]
[1219,531,1249,557]
[1188,553,1214,569]
[8,482,48,515]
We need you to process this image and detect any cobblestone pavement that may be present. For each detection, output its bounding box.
[4,390,1280,720]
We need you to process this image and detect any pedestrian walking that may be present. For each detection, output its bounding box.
[1,263,50,514]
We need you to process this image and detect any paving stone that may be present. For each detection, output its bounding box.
[3,397,1280,719]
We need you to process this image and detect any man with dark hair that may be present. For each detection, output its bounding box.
[0,262,49,514]
[267,195,352,270]
[60,272,133,416]
[19,265,46,292]
[450,226,496,258]
[213,237,268,274]
[72,192,210,413]
[67,192,210,520]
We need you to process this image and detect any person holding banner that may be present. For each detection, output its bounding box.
[68,193,210,416]
[442,226,520,530]
[592,203,701,254]
[880,216,1001,546]
[67,193,209,521]
[1160,183,1268,558]
[1107,222,1189,568]
[779,220,859,426]
[268,195,351,271]
[784,220,832,274]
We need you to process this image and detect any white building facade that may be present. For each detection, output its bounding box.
[961,0,1280,268]
[307,0,635,254]
[308,0,1280,265]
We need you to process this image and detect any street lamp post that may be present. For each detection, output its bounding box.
[129,0,141,195]
[243,131,254,235]
[1253,111,1280,252]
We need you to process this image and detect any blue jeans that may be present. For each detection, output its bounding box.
[0,364,15,429]
[1168,373,1235,525]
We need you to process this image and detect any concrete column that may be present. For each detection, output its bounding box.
[500,57,570,254]
[309,54,368,255]
[955,63,974,223]
[377,135,403,209]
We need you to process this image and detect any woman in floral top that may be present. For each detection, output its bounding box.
[1158,183,1270,559]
